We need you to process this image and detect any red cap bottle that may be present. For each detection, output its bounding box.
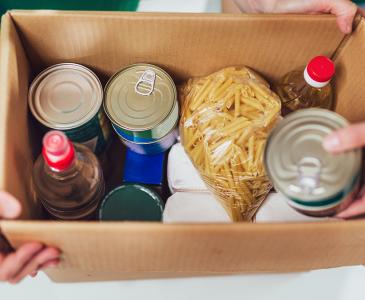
[42,131,75,171]
[304,56,335,88]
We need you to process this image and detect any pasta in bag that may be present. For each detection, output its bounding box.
[180,67,281,221]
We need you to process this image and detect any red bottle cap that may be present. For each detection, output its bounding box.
[42,131,75,171]
[306,56,335,83]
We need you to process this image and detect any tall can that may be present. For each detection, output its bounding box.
[264,108,362,217]
[29,63,111,154]
[104,63,178,155]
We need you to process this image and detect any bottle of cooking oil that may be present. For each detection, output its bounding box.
[277,56,335,113]
[32,131,105,220]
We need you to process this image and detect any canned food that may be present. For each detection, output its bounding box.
[29,63,111,154]
[99,184,164,221]
[115,125,178,155]
[104,63,178,154]
[264,108,362,217]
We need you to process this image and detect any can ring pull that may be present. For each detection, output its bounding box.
[296,157,322,194]
[135,69,156,96]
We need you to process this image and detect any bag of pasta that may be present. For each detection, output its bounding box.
[180,66,281,221]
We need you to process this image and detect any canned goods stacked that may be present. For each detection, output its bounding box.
[264,108,362,217]
[29,62,179,222]
[29,63,111,155]
[100,63,179,220]
[104,63,179,155]
[29,62,361,222]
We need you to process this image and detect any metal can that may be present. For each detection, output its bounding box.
[264,108,362,217]
[104,63,178,155]
[28,63,111,154]
[99,184,164,221]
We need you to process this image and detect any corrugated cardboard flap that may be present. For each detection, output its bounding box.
[1,220,365,282]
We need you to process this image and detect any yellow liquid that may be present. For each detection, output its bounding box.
[277,70,333,113]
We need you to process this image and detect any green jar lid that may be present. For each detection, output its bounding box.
[99,184,164,221]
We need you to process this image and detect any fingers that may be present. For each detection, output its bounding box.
[40,258,60,269]
[0,243,60,283]
[0,191,21,219]
[30,270,38,278]
[337,196,365,219]
[323,122,365,153]
[28,258,60,278]
[358,7,365,18]
[0,242,43,282]
[9,247,60,284]
[326,0,358,34]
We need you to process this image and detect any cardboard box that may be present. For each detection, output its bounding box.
[1,10,365,283]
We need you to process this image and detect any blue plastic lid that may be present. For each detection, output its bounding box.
[123,148,165,185]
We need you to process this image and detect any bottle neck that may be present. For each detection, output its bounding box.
[45,156,79,180]
[303,67,330,89]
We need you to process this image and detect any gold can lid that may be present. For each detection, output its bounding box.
[29,63,103,130]
[104,64,177,131]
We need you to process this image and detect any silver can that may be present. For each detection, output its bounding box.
[264,108,362,217]
[104,63,178,154]
[28,63,111,154]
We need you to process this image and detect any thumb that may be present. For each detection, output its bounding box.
[337,195,365,219]
[323,0,357,34]
[323,122,365,154]
[0,191,21,219]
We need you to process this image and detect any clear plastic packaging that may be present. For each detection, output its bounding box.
[180,67,281,221]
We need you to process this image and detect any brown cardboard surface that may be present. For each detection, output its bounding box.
[0,10,364,282]
[334,19,365,122]
[2,220,365,282]
[0,13,39,219]
[10,11,344,82]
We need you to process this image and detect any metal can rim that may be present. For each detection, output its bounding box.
[99,183,164,221]
[28,63,103,130]
[103,63,177,132]
[264,108,362,203]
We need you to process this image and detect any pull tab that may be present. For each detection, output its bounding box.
[135,69,156,96]
[296,157,322,194]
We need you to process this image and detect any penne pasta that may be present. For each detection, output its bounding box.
[180,66,281,221]
[214,78,234,100]
[234,89,240,118]
[189,78,212,111]
[241,96,264,111]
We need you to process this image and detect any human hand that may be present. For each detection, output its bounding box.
[233,0,363,34]
[323,123,365,218]
[0,191,60,284]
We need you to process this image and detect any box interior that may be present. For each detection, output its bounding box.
[1,11,365,282]
[1,11,350,218]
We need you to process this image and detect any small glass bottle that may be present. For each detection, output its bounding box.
[32,131,105,220]
[277,56,335,113]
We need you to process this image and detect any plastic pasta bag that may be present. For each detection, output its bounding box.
[180,66,281,221]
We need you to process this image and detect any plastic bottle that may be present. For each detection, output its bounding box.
[277,56,335,113]
[32,131,105,220]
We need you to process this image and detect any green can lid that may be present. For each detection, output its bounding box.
[99,184,164,221]
[104,63,177,131]
[264,108,362,204]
